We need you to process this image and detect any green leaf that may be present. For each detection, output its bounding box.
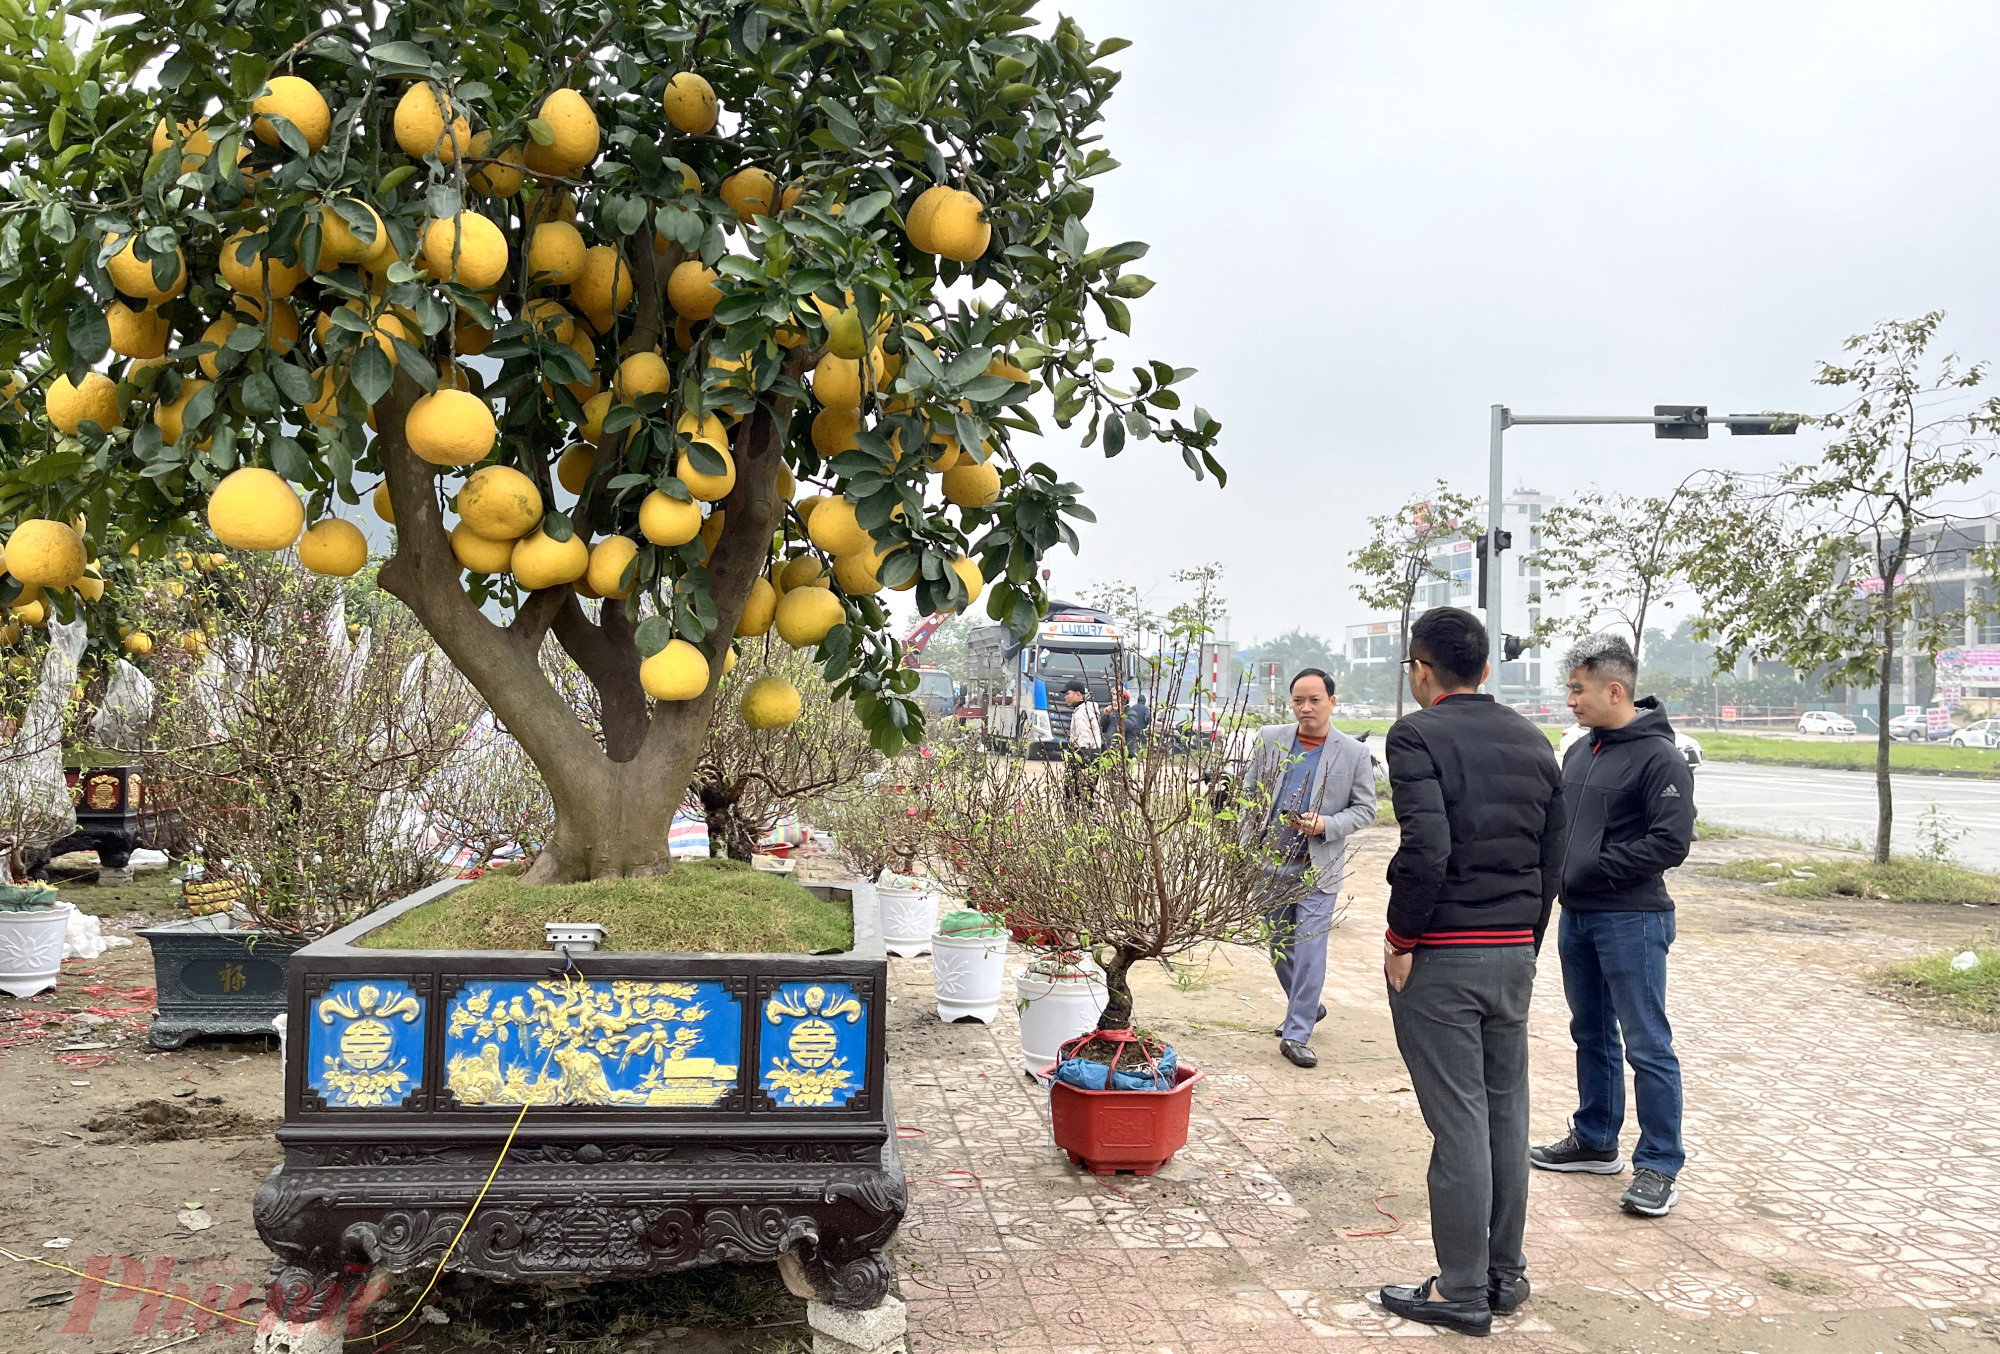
[350,340,394,405]
[684,442,727,478]
[543,510,575,542]
[1095,294,1131,335]
[843,190,894,226]
[240,371,279,415]
[1103,413,1126,456]
[367,40,434,71]
[270,435,311,481]
[527,117,555,146]
[66,301,109,366]
[1107,273,1155,299]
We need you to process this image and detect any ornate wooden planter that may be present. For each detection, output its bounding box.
[252,878,904,1316]
[23,766,152,880]
[138,917,304,1048]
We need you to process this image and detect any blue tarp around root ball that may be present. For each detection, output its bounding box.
[1054,1042,1179,1092]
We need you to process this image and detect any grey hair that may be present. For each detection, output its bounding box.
[1563,632,1638,693]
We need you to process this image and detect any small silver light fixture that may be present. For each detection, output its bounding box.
[544,921,606,953]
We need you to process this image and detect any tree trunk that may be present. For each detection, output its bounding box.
[1875,618,1895,866]
[1095,945,1142,1032]
[696,784,760,862]
[1395,590,1414,720]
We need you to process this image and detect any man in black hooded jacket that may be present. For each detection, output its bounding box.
[1531,633,1696,1220]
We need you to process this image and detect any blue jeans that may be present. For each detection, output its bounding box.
[1557,908,1685,1176]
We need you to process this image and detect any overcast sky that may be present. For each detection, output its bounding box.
[978,1,2000,647]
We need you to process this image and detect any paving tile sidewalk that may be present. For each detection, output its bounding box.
[884,840,2000,1351]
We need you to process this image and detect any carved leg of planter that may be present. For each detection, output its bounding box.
[253,1263,388,1354]
[807,1293,907,1354]
[790,1237,895,1310]
[97,834,135,885]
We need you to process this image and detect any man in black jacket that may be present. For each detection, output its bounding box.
[1375,607,1566,1336]
[1531,633,1695,1219]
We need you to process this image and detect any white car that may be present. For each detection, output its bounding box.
[1557,723,1705,771]
[1949,719,2000,749]
[1798,710,1858,736]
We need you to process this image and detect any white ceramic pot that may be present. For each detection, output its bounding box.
[878,886,937,957]
[931,930,1010,1023]
[1016,961,1109,1082]
[0,901,75,998]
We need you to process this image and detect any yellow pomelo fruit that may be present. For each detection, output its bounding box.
[394,83,471,162]
[406,389,497,466]
[795,493,825,530]
[556,443,595,495]
[150,118,213,170]
[318,200,385,264]
[199,299,298,376]
[298,519,367,576]
[923,431,963,473]
[778,554,827,593]
[454,310,495,355]
[557,331,600,403]
[304,368,343,428]
[586,535,640,599]
[422,213,509,290]
[580,390,614,444]
[524,298,576,345]
[107,237,186,304]
[930,189,991,262]
[373,481,395,524]
[252,75,331,151]
[678,410,729,450]
[13,599,46,627]
[208,468,305,550]
[122,631,153,655]
[365,311,414,365]
[155,377,210,444]
[511,528,590,590]
[678,446,735,502]
[46,372,121,434]
[616,351,673,400]
[525,89,600,176]
[721,167,778,221]
[948,556,985,608]
[662,72,719,134]
[458,464,543,539]
[722,646,739,676]
[107,301,169,359]
[360,228,401,275]
[579,307,617,340]
[988,354,1033,384]
[774,585,845,649]
[904,185,954,253]
[638,490,702,546]
[640,638,709,701]
[812,355,865,410]
[573,570,603,600]
[467,131,524,196]
[942,459,1002,508]
[451,520,516,574]
[667,260,721,320]
[741,676,802,729]
[527,220,586,284]
[735,576,777,636]
[806,495,871,556]
[75,567,106,602]
[222,228,308,296]
[699,509,726,561]
[3,520,85,588]
[571,246,634,317]
[832,546,889,596]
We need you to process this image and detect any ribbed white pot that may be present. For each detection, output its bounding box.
[931,931,1010,1023]
[0,901,74,998]
[845,880,882,949]
[878,886,937,957]
[1015,963,1109,1081]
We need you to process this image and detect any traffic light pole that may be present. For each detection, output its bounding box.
[1481,404,1795,697]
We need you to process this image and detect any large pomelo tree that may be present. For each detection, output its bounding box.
[0,0,1220,881]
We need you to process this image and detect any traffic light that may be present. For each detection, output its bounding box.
[1655,405,1708,439]
[1503,634,1528,662]
[1476,530,1514,608]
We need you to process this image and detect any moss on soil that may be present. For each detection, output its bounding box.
[357,858,854,954]
[56,867,185,922]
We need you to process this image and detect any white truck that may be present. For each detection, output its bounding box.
[965,603,1123,758]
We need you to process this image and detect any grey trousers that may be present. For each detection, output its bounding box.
[1266,888,1336,1043]
[1387,944,1537,1303]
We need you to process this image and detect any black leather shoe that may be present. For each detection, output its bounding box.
[1378,1277,1492,1335]
[1273,1004,1329,1036]
[1279,1039,1317,1068]
[1488,1275,1529,1314]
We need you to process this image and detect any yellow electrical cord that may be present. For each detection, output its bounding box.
[1,977,576,1343]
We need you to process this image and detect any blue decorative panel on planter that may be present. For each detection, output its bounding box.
[443,976,742,1108]
[760,982,868,1108]
[307,979,427,1108]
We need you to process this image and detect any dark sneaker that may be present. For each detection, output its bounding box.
[1273,1004,1328,1036]
[1529,1132,1623,1174]
[1621,1167,1679,1217]
[1279,1039,1317,1068]
[1488,1276,1530,1314]
[1378,1277,1492,1336]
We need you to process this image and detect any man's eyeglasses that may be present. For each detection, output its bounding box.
[1400,657,1424,671]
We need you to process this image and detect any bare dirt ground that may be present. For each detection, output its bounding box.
[3,835,1997,1353]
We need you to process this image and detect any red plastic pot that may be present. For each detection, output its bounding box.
[1043,1064,1205,1176]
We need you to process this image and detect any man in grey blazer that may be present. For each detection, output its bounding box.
[1243,668,1378,1067]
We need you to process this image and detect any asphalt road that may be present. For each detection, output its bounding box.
[1692,760,2000,870]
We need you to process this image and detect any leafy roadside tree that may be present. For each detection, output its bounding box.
[1532,481,1706,668]
[1349,482,1478,718]
[0,0,1220,881]
[1681,314,2000,863]
[1254,627,1341,682]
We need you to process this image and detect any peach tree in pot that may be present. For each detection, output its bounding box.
[921,680,1310,1174]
